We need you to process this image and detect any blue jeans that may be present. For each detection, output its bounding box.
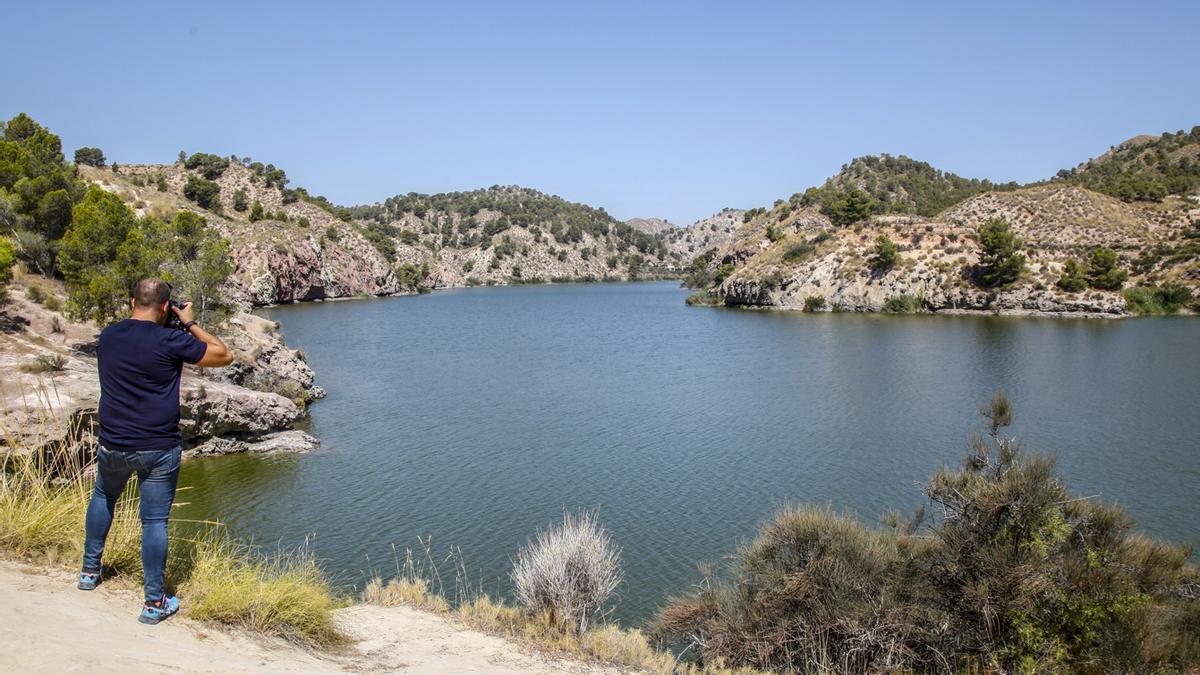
[82,445,181,602]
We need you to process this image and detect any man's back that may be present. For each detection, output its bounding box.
[97,319,206,452]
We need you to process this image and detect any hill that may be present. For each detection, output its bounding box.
[1055,126,1200,202]
[796,154,1020,222]
[691,141,1200,316]
[81,162,675,305]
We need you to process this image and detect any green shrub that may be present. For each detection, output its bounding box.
[803,295,825,312]
[883,294,920,313]
[1086,247,1128,290]
[1057,258,1087,292]
[1124,284,1194,315]
[0,238,14,289]
[781,242,815,265]
[183,152,230,179]
[248,201,264,222]
[867,234,900,273]
[974,218,1025,287]
[713,263,736,284]
[183,176,221,209]
[232,189,249,212]
[685,291,716,306]
[655,393,1200,672]
[765,224,783,242]
[821,188,876,226]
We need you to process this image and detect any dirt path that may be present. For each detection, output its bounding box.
[0,561,614,674]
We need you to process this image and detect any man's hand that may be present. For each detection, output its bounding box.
[171,301,196,325]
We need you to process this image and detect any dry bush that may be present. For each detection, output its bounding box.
[655,392,1200,673]
[511,510,622,634]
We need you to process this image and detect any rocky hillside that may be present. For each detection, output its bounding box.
[82,162,675,306]
[667,208,744,261]
[693,138,1200,316]
[625,217,677,236]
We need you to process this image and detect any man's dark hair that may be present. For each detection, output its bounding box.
[132,278,171,309]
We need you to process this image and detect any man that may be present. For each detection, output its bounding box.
[78,278,233,624]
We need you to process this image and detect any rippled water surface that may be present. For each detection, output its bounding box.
[177,282,1200,625]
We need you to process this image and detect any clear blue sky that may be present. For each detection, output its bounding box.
[4,1,1198,225]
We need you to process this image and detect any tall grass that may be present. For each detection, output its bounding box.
[0,408,346,647]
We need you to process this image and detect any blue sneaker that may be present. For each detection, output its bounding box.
[77,570,101,591]
[138,595,180,625]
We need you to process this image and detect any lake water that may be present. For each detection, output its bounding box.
[177,281,1200,626]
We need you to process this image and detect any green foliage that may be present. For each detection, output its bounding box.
[684,290,716,306]
[1057,258,1087,292]
[57,187,233,323]
[801,154,1019,217]
[742,207,766,223]
[655,394,1200,672]
[248,200,264,222]
[183,152,230,179]
[765,224,783,242]
[395,262,427,290]
[820,188,876,226]
[975,218,1025,287]
[803,295,825,312]
[1123,284,1194,315]
[681,250,717,289]
[1055,126,1200,201]
[73,147,105,167]
[155,173,168,192]
[867,234,900,273]
[232,188,249,212]
[1085,247,1128,290]
[360,222,398,262]
[183,175,221,209]
[0,113,86,244]
[713,263,736,285]
[883,293,921,313]
[324,225,339,242]
[0,237,15,288]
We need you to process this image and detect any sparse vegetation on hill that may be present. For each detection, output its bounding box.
[798,154,1019,219]
[350,186,669,258]
[1056,126,1200,202]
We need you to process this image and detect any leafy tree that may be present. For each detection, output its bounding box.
[73,147,106,167]
[58,187,232,323]
[183,176,221,209]
[183,152,230,179]
[232,188,249,212]
[975,218,1025,287]
[1085,247,1128,290]
[177,150,186,164]
[867,234,900,273]
[626,254,644,279]
[821,189,876,226]
[155,173,168,191]
[0,113,85,242]
[248,200,264,222]
[1056,258,1087,292]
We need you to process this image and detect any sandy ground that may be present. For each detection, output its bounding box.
[0,560,614,674]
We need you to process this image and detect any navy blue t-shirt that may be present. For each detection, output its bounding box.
[97,319,207,452]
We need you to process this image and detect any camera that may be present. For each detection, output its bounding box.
[165,299,189,331]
